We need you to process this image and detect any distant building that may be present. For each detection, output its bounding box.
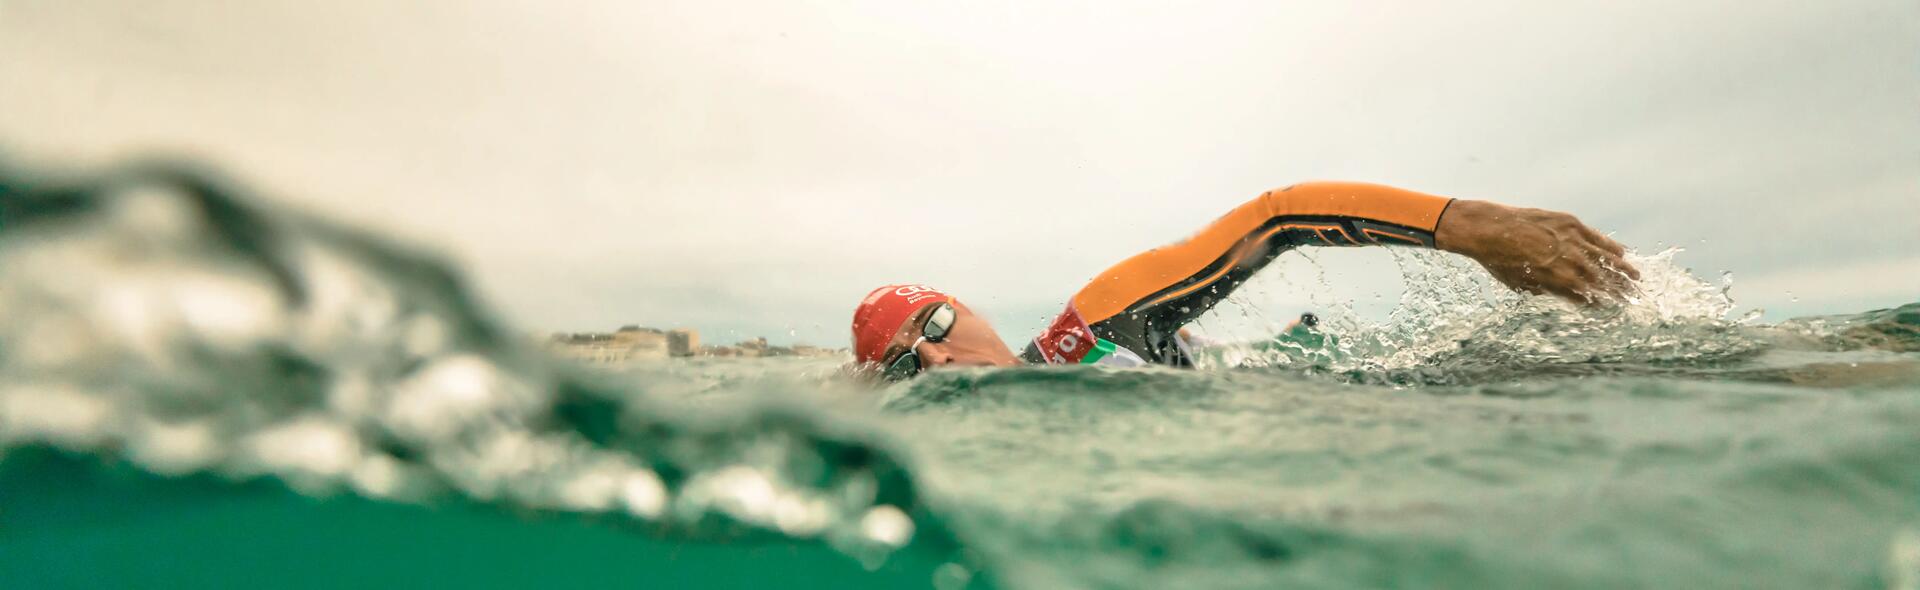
[667,328,700,357]
[547,324,842,364]
[549,325,666,364]
[612,327,667,359]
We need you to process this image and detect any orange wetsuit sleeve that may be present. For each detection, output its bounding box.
[1035,182,1452,365]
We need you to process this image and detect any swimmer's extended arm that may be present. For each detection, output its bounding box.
[1045,182,1635,365]
[1071,182,1450,327]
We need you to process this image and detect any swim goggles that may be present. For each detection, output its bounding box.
[880,301,957,382]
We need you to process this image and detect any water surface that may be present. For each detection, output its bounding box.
[1,161,1915,589]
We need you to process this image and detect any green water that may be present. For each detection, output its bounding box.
[1,160,1917,589]
[0,448,959,589]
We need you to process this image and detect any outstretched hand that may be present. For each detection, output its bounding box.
[1434,199,1640,303]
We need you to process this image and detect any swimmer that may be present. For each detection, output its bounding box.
[1270,312,1335,356]
[851,182,1639,381]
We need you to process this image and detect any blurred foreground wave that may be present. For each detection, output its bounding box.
[0,160,987,589]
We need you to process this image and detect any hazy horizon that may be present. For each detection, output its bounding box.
[3,1,1915,346]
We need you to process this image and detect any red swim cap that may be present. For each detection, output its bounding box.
[850,284,951,365]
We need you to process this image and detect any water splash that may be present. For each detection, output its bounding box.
[1204,247,1765,382]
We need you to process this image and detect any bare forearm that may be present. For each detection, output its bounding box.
[1435,198,1640,302]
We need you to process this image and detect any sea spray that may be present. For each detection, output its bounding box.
[1194,246,1767,382]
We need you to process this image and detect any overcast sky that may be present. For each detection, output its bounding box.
[2,0,1915,346]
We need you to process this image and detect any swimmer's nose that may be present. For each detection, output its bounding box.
[917,343,956,367]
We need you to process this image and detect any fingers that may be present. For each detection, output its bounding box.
[1597,244,1641,281]
[1533,246,1635,306]
[1564,221,1639,297]
[1574,225,1640,280]
[1566,256,1615,305]
[1584,246,1636,297]
[1577,225,1627,257]
[1485,263,1548,297]
[1502,257,1598,306]
[1542,273,1593,305]
[1565,255,1628,304]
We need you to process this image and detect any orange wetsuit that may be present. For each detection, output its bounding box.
[1020,182,1454,366]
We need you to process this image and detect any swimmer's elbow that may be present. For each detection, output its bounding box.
[1257,181,1452,232]
[1256,181,1362,214]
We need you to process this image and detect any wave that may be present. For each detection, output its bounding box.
[0,159,990,588]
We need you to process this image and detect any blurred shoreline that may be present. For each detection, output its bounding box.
[541,325,845,364]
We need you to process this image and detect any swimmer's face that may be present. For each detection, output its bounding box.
[879,300,1020,373]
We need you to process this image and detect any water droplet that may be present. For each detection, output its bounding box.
[860,505,915,547]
